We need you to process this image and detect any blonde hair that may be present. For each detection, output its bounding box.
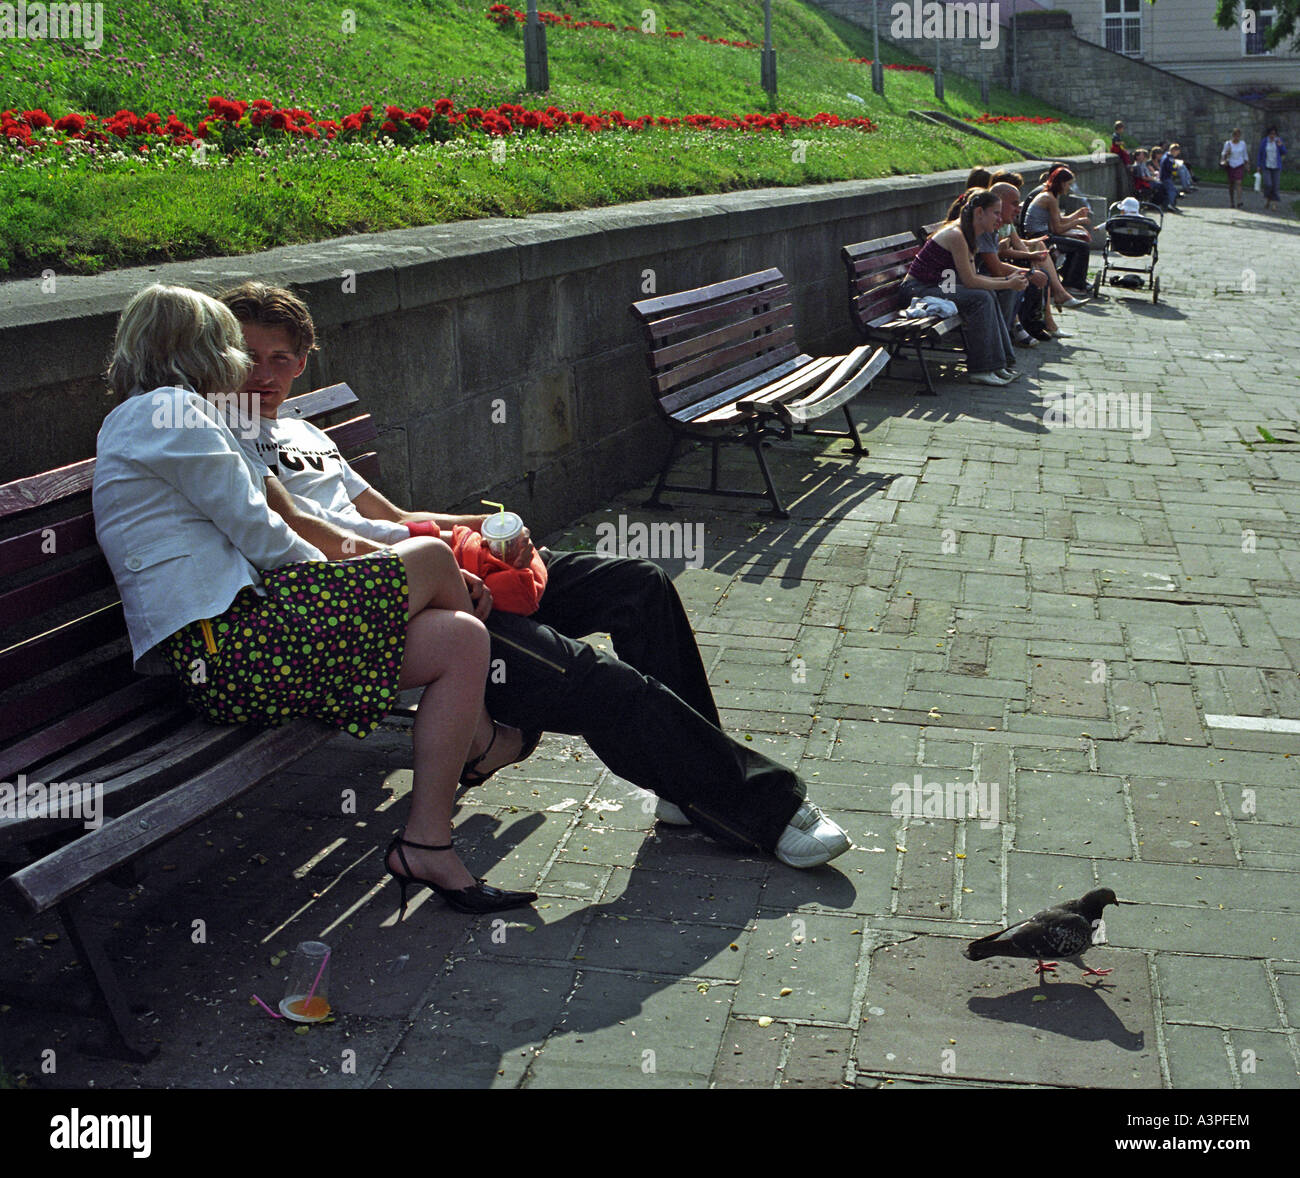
[107,284,251,401]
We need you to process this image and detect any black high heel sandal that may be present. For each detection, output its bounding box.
[385,835,538,918]
[459,721,543,787]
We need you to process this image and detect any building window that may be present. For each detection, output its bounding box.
[1244,7,1276,55]
[1103,0,1142,57]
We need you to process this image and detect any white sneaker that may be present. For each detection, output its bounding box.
[774,801,850,868]
[654,799,691,826]
[969,371,1011,387]
[997,368,1021,381]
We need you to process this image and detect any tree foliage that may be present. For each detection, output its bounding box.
[1210,1,1299,51]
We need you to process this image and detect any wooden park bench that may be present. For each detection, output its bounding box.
[0,382,389,1059]
[841,232,966,395]
[629,268,888,518]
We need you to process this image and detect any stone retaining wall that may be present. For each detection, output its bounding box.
[0,155,1119,535]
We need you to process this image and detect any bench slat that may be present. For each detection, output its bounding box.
[673,356,813,425]
[777,346,891,423]
[0,513,98,576]
[653,325,798,403]
[648,304,789,371]
[8,719,339,914]
[630,268,785,321]
[1,717,250,850]
[280,383,358,420]
[0,600,126,689]
[842,231,917,259]
[0,458,96,517]
[728,354,842,412]
[639,283,792,347]
[662,343,803,418]
[320,414,380,454]
[0,676,170,781]
[24,706,189,791]
[0,554,116,630]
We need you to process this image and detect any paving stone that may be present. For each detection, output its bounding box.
[531,972,732,1081]
[1163,1023,1234,1089]
[1014,771,1134,859]
[1124,778,1237,865]
[1156,955,1280,1029]
[782,1025,854,1088]
[732,912,864,1024]
[1030,658,1110,718]
[1231,1029,1300,1088]
[386,959,576,1088]
[1108,902,1300,961]
[710,1015,785,1088]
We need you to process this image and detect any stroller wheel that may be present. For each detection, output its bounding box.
[1152,276,1160,304]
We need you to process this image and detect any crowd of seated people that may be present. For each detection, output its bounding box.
[1124,140,1195,211]
[896,168,1100,386]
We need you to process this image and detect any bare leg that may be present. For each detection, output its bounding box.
[389,609,491,891]
[1038,251,1070,306]
[390,535,473,619]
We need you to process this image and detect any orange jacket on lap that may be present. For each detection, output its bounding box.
[405,520,547,615]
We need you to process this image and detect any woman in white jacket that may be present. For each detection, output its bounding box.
[93,284,536,916]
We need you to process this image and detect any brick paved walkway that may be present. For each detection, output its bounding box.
[4,192,1298,1090]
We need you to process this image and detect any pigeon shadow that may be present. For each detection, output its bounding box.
[968,981,1146,1051]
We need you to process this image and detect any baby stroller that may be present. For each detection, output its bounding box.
[1093,200,1163,303]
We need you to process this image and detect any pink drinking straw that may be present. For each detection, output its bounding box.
[303,947,331,1007]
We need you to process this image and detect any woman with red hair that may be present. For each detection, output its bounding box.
[1022,167,1092,299]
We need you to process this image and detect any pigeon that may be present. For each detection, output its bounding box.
[964,888,1127,979]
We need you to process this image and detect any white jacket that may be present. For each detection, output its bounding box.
[93,387,326,670]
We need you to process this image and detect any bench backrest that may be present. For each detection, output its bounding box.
[841,233,923,333]
[629,269,801,420]
[0,383,378,776]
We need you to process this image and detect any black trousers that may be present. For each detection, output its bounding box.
[1020,270,1045,329]
[482,552,804,851]
[1048,235,1090,289]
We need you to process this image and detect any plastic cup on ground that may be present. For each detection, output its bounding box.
[279,940,331,1023]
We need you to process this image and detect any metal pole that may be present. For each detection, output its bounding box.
[525,0,549,92]
[934,35,944,102]
[871,0,884,95]
[1011,0,1020,94]
[761,0,777,103]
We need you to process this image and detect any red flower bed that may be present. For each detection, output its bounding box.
[966,114,1059,125]
[486,5,697,42]
[2,96,878,156]
[846,58,934,73]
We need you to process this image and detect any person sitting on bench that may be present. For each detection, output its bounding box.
[898,189,1027,387]
[1022,167,1092,297]
[988,171,1073,338]
[216,282,852,871]
[93,283,538,917]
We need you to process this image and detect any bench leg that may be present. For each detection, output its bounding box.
[745,426,790,519]
[793,408,869,456]
[58,892,159,1061]
[642,435,678,511]
[840,405,868,454]
[914,340,939,396]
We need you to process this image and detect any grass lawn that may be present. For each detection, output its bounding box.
[0,0,1110,274]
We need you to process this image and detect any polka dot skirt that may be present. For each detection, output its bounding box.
[159,551,409,739]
